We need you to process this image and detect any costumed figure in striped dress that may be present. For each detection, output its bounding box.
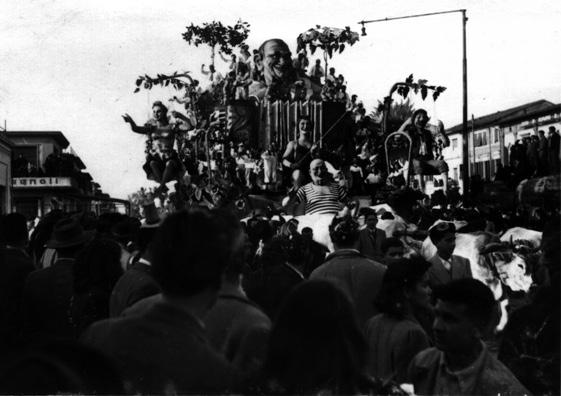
[287,158,348,215]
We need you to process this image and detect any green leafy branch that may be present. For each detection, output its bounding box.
[182,20,250,68]
[134,72,194,93]
[296,25,359,72]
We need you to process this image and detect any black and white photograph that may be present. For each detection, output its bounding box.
[0,0,559,394]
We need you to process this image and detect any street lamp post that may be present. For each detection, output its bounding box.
[359,9,469,195]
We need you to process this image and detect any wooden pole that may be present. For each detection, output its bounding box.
[461,10,469,196]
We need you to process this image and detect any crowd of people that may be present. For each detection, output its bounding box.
[0,178,558,394]
[4,36,558,395]
[498,126,561,185]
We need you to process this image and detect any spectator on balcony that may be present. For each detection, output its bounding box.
[12,154,30,177]
[325,67,336,84]
[292,50,309,73]
[547,126,560,174]
[239,44,252,66]
[308,59,324,84]
[234,60,251,100]
[336,74,345,88]
[336,85,349,104]
[251,50,264,82]
[347,94,358,112]
[44,149,62,176]
[291,80,307,101]
[537,130,548,175]
[320,80,336,102]
[353,102,366,123]
[527,135,539,177]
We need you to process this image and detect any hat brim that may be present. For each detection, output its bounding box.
[46,230,95,249]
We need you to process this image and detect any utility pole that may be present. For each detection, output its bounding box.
[359,9,469,195]
[461,10,469,195]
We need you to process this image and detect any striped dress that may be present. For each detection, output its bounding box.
[296,182,347,215]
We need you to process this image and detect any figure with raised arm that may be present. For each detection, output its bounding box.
[122,101,185,195]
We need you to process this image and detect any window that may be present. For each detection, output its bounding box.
[453,167,458,180]
[13,146,39,168]
[474,132,488,147]
[452,138,458,150]
[494,129,500,143]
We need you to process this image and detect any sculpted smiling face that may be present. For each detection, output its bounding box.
[261,39,293,85]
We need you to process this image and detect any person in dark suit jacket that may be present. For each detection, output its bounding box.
[109,218,161,317]
[310,216,386,326]
[357,208,387,261]
[426,222,472,288]
[82,209,243,394]
[21,218,94,342]
[0,213,36,351]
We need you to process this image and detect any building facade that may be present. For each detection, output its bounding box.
[443,100,561,188]
[6,131,124,219]
[0,133,13,214]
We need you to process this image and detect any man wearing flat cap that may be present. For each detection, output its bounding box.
[21,218,94,341]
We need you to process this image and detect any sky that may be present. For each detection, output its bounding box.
[1,0,560,199]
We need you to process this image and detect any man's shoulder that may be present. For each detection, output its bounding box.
[410,346,441,369]
[451,254,470,264]
[118,262,155,283]
[322,251,385,271]
[480,352,529,394]
[81,315,134,347]
[25,264,59,284]
[427,254,441,266]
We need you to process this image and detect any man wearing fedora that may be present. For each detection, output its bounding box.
[21,218,94,341]
[83,209,243,394]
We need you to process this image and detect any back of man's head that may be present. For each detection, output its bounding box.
[329,216,359,249]
[151,209,241,298]
[1,213,29,246]
[433,278,496,333]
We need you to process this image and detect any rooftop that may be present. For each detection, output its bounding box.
[5,131,70,148]
[446,100,560,134]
